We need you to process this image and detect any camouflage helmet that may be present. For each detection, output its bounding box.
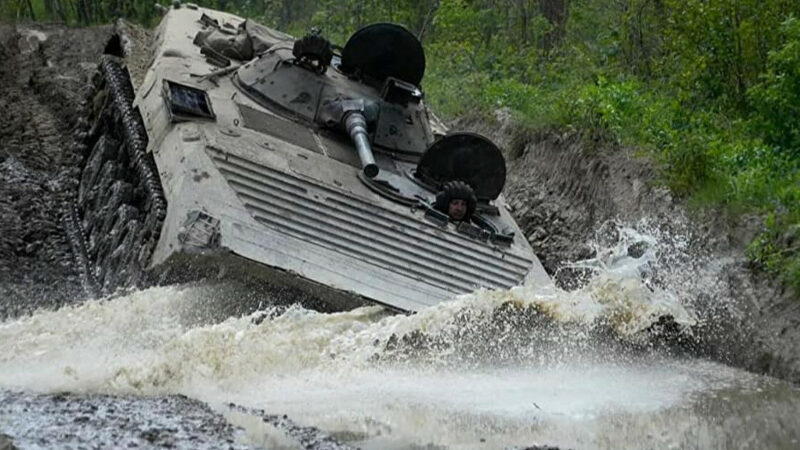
[434,180,477,219]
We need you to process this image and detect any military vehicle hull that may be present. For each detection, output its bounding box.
[67,5,552,313]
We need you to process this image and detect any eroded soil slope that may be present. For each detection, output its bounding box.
[0,24,112,318]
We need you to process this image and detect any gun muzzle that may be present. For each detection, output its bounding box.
[345,112,379,178]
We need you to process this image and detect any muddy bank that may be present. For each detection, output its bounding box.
[0,389,364,449]
[454,110,800,383]
[0,23,112,318]
[0,390,249,449]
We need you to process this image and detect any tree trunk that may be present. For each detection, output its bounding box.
[416,1,439,43]
[55,0,67,22]
[515,0,531,45]
[732,0,747,108]
[76,0,88,24]
[539,0,569,50]
[24,0,36,20]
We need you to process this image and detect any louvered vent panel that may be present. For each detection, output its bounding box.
[209,150,532,294]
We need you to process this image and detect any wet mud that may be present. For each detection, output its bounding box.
[0,391,248,450]
[0,23,110,318]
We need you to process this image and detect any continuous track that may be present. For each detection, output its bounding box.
[64,55,166,297]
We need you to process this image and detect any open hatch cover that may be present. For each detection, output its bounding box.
[339,23,425,87]
[416,132,506,201]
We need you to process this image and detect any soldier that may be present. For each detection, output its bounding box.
[434,180,477,222]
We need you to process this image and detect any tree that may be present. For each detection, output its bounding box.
[539,0,568,50]
[749,17,800,155]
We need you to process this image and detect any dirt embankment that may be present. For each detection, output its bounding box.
[455,110,800,383]
[0,24,118,318]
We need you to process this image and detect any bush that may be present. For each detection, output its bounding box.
[748,17,800,156]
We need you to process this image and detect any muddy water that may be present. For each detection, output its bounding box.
[1,229,800,449]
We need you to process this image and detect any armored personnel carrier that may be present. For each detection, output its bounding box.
[66,4,552,312]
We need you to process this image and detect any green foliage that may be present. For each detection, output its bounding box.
[656,0,797,108]
[749,17,800,156]
[1,0,173,25]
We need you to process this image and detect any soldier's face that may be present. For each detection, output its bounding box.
[448,199,468,220]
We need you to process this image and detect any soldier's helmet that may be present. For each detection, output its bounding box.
[434,180,477,220]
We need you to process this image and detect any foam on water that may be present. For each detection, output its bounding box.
[1,224,799,448]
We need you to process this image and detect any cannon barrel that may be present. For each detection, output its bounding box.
[344,112,379,178]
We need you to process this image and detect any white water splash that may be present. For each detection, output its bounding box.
[1,225,797,448]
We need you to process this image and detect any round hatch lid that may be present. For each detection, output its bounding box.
[340,23,425,86]
[416,132,506,200]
